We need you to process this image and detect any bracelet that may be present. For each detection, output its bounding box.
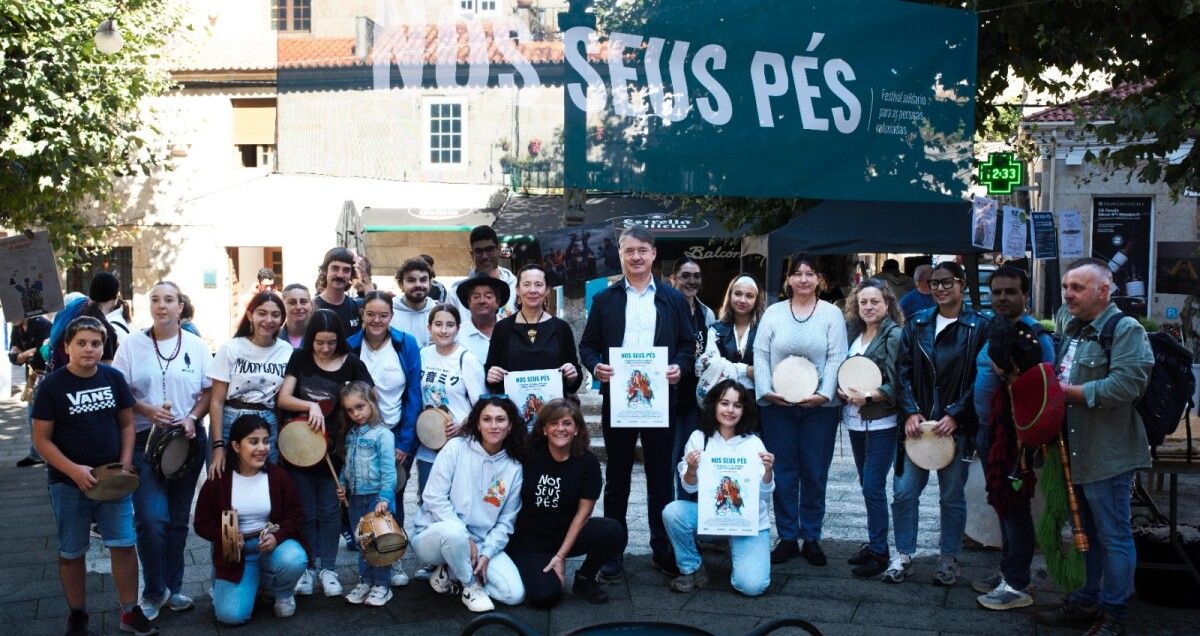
[211,439,226,450]
[185,414,198,423]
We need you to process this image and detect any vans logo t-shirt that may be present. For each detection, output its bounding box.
[65,386,116,414]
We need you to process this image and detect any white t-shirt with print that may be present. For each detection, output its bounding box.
[361,339,407,426]
[113,329,213,433]
[417,344,485,463]
[209,337,294,408]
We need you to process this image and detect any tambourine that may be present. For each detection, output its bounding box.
[278,418,328,468]
[395,462,408,495]
[772,356,819,403]
[145,424,199,481]
[86,463,140,501]
[416,406,451,451]
[838,355,883,397]
[904,421,956,470]
[220,509,241,563]
[355,511,408,567]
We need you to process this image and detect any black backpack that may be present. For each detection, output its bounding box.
[1099,313,1196,452]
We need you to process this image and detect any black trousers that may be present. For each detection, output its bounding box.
[601,423,674,558]
[510,517,626,608]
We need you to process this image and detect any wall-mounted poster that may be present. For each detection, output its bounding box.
[1093,197,1152,317]
[0,231,64,322]
[538,223,620,288]
[1155,242,1200,296]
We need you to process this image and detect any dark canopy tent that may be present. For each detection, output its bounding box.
[745,199,994,301]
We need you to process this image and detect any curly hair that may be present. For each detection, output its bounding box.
[698,379,758,438]
[530,398,589,457]
[843,277,904,332]
[459,395,528,464]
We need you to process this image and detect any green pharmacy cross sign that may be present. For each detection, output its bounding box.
[979,152,1024,195]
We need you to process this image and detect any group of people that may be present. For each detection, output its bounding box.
[20,220,1153,636]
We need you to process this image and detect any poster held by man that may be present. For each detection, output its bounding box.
[609,347,669,428]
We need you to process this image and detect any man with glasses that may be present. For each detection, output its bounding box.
[887,261,990,586]
[580,225,695,580]
[449,225,517,319]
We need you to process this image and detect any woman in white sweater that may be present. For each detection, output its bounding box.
[753,252,848,566]
[410,395,528,612]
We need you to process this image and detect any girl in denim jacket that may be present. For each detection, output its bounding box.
[336,381,397,607]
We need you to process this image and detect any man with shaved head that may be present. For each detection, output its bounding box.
[1035,258,1153,636]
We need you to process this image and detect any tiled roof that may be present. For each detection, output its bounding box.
[277,24,601,69]
[1023,80,1155,123]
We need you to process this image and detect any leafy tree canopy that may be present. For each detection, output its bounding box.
[1,0,181,254]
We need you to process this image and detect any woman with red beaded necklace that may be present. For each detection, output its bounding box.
[112,281,214,620]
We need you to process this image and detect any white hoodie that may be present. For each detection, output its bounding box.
[678,430,775,532]
[413,436,523,559]
[390,296,434,347]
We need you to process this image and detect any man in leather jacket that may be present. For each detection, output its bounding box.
[885,261,990,587]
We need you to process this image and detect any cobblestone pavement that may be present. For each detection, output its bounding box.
[2,397,1198,635]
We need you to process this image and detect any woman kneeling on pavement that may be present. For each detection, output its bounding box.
[507,399,625,607]
[410,395,528,612]
[663,379,774,596]
[194,414,307,624]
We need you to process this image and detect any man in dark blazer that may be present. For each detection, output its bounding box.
[580,225,696,580]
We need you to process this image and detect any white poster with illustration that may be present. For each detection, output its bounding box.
[697,447,762,536]
[1002,205,1029,259]
[608,346,669,428]
[0,231,64,322]
[971,197,998,250]
[504,369,563,430]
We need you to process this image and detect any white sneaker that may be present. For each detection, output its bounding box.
[138,594,168,621]
[295,569,315,596]
[460,583,494,612]
[429,564,460,595]
[273,596,296,618]
[390,562,410,587]
[344,583,371,605]
[882,554,913,584]
[319,569,343,596]
[365,585,393,607]
[414,565,434,581]
[167,592,193,611]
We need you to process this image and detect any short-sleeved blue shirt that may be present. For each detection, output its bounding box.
[33,364,135,485]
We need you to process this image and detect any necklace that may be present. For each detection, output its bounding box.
[518,309,546,344]
[151,326,183,413]
[789,299,818,324]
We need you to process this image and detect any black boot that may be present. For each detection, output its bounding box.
[851,551,889,578]
[572,573,610,604]
[770,539,800,564]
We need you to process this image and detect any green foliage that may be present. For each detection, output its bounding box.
[1038,319,1056,334]
[1138,316,1161,333]
[0,0,181,254]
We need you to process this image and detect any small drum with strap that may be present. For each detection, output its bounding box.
[87,463,140,501]
[904,421,956,470]
[220,509,241,563]
[772,356,819,403]
[277,418,328,468]
[355,511,408,566]
[416,406,451,451]
[145,425,199,480]
[837,356,883,397]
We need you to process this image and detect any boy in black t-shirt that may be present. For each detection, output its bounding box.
[31,317,156,636]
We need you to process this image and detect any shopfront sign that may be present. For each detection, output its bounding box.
[564,0,977,203]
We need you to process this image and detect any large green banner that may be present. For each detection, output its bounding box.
[563,0,978,203]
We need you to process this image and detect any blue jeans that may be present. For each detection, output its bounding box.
[1066,470,1136,620]
[848,427,897,555]
[416,459,433,504]
[999,498,1035,590]
[891,442,969,556]
[759,405,840,542]
[287,467,340,570]
[212,538,306,625]
[132,427,207,602]
[662,500,770,596]
[48,482,135,559]
[348,494,393,586]
[221,406,278,464]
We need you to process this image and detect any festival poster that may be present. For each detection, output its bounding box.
[538,223,620,288]
[608,346,669,428]
[1058,210,1084,260]
[503,369,563,431]
[0,231,64,322]
[971,197,998,250]
[1001,205,1028,259]
[697,446,762,537]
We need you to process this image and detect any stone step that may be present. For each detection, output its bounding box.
[578,390,646,463]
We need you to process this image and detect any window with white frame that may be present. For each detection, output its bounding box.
[428,102,465,165]
[460,0,498,15]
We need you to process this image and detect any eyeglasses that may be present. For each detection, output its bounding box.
[929,278,962,290]
[471,245,498,256]
[480,393,510,401]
